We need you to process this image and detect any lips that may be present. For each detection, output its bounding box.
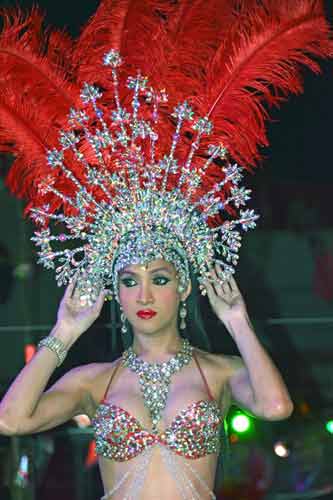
[136,309,157,319]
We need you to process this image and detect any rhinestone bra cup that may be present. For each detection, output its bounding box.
[92,398,222,462]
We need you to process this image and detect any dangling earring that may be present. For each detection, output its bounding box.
[120,311,128,334]
[179,301,187,330]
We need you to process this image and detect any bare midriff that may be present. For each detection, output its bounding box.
[98,445,218,499]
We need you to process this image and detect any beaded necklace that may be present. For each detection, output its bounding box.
[122,338,193,434]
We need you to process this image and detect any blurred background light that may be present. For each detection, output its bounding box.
[274,440,290,458]
[325,419,333,434]
[230,413,252,434]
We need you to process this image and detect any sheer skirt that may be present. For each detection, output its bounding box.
[101,445,216,500]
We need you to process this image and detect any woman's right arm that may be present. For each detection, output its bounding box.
[0,281,108,436]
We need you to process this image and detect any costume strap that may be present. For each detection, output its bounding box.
[102,358,123,402]
[192,351,214,401]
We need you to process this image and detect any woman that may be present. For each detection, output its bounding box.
[0,1,330,498]
[0,256,292,499]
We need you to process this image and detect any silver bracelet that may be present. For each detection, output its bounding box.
[37,336,68,367]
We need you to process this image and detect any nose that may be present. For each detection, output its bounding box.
[137,281,154,305]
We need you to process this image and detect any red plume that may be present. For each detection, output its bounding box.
[0,7,77,111]
[0,90,51,198]
[0,0,331,212]
[0,7,80,198]
[72,0,175,89]
[164,0,332,167]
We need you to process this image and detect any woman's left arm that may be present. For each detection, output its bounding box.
[205,265,293,421]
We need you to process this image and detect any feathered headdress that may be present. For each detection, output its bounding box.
[0,0,331,302]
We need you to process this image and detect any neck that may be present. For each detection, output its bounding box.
[131,329,184,362]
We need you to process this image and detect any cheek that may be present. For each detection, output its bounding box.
[119,286,136,311]
[158,288,179,308]
[153,287,180,320]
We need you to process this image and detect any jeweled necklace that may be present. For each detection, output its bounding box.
[122,338,193,434]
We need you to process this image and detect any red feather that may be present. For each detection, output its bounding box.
[165,0,332,167]
[0,0,331,215]
[0,7,77,108]
[0,91,50,198]
[73,0,174,88]
[161,0,238,94]
[0,7,80,199]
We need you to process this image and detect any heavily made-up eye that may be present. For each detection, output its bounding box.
[120,275,171,287]
[152,276,171,286]
[120,277,137,287]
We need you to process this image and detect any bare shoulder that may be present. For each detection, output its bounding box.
[68,358,122,417]
[192,349,231,397]
[194,348,243,379]
[217,354,245,378]
[193,349,241,414]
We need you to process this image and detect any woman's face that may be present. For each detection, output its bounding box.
[119,258,189,336]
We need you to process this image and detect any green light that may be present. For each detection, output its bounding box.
[325,420,333,434]
[231,414,251,433]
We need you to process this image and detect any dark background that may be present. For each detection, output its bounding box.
[0,1,332,498]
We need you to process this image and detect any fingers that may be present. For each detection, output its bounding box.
[206,262,239,297]
[224,279,233,295]
[209,263,228,295]
[228,274,240,294]
[203,279,216,302]
[93,289,109,315]
[215,263,238,286]
[208,265,222,295]
[63,278,77,299]
[63,277,108,314]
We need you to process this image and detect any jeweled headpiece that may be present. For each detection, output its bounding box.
[0,1,330,304]
[30,49,258,302]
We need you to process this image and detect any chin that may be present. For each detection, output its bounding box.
[131,318,173,336]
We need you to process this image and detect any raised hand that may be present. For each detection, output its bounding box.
[54,279,108,344]
[205,263,249,329]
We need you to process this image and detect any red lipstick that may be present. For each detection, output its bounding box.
[136,309,157,319]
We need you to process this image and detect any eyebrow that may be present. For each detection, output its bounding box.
[120,267,173,276]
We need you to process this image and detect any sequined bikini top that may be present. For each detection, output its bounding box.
[92,351,223,462]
